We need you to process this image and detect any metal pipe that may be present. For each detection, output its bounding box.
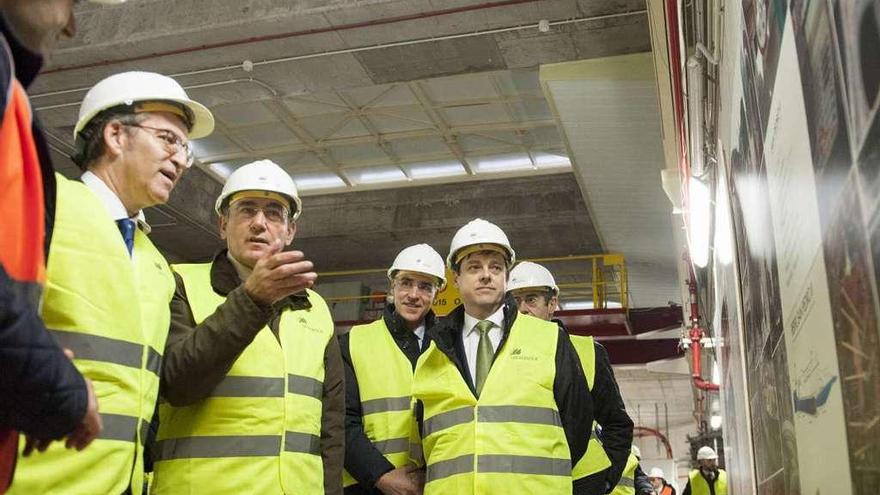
[43,0,546,75]
[33,9,648,94]
[34,77,278,111]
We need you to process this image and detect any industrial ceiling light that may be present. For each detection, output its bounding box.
[710,414,723,430]
[688,176,711,268]
[686,56,706,177]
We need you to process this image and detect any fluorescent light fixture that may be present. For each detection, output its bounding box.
[473,153,532,172]
[347,166,407,185]
[407,160,466,179]
[688,176,711,268]
[712,362,721,386]
[532,151,571,168]
[561,300,622,310]
[714,170,733,265]
[686,56,706,176]
[710,414,722,430]
[293,172,346,191]
[208,162,234,179]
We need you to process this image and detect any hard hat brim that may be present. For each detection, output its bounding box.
[73,97,215,140]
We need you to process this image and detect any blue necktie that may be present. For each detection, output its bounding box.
[116,219,135,256]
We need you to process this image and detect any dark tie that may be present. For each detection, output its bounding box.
[116,218,135,256]
[474,320,494,396]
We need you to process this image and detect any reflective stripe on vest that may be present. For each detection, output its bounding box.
[344,319,415,487]
[152,262,333,495]
[569,335,613,479]
[413,314,572,495]
[610,453,640,495]
[9,175,174,495]
[688,468,728,495]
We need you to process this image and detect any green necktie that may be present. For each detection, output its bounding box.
[474,320,494,396]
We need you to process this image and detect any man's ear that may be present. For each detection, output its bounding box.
[284,221,297,246]
[218,214,228,240]
[102,121,126,160]
[548,295,559,317]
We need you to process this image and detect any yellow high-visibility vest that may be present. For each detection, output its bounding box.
[10,175,174,495]
[610,452,639,495]
[569,335,613,479]
[412,313,572,495]
[151,262,334,494]
[688,468,728,495]
[343,319,414,487]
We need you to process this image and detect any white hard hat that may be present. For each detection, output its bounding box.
[648,467,665,479]
[74,71,214,140]
[697,446,718,460]
[215,160,302,220]
[507,261,558,294]
[388,244,446,289]
[447,218,515,269]
[632,445,642,458]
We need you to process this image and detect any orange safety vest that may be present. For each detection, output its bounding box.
[0,41,47,494]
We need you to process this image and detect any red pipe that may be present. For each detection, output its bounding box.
[664,0,689,179]
[45,0,543,75]
[685,261,719,391]
[633,426,674,459]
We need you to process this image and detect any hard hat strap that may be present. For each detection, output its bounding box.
[228,191,291,211]
[454,243,509,265]
[133,101,194,130]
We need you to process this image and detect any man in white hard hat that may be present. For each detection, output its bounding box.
[8,70,213,495]
[648,467,676,495]
[154,159,344,495]
[410,218,595,494]
[683,446,726,495]
[507,261,633,495]
[0,1,129,490]
[341,244,445,495]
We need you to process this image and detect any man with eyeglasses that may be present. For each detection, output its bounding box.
[340,244,445,495]
[507,261,633,495]
[153,159,344,495]
[8,71,214,495]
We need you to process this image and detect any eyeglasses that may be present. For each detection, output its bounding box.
[513,293,548,307]
[230,203,290,224]
[123,123,193,167]
[394,277,435,295]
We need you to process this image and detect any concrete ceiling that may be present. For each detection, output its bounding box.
[30,0,698,439]
[32,0,680,310]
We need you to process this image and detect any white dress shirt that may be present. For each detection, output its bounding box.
[462,306,504,386]
[81,171,149,261]
[413,323,426,350]
[80,171,149,232]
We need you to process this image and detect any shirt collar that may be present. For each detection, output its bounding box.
[413,323,426,342]
[463,304,505,337]
[227,251,253,282]
[80,171,150,233]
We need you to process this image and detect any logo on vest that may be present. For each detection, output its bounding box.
[509,347,538,361]
[297,315,322,333]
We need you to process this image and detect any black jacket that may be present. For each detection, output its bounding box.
[634,464,654,495]
[555,319,634,493]
[414,295,595,494]
[0,17,86,442]
[339,305,435,494]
